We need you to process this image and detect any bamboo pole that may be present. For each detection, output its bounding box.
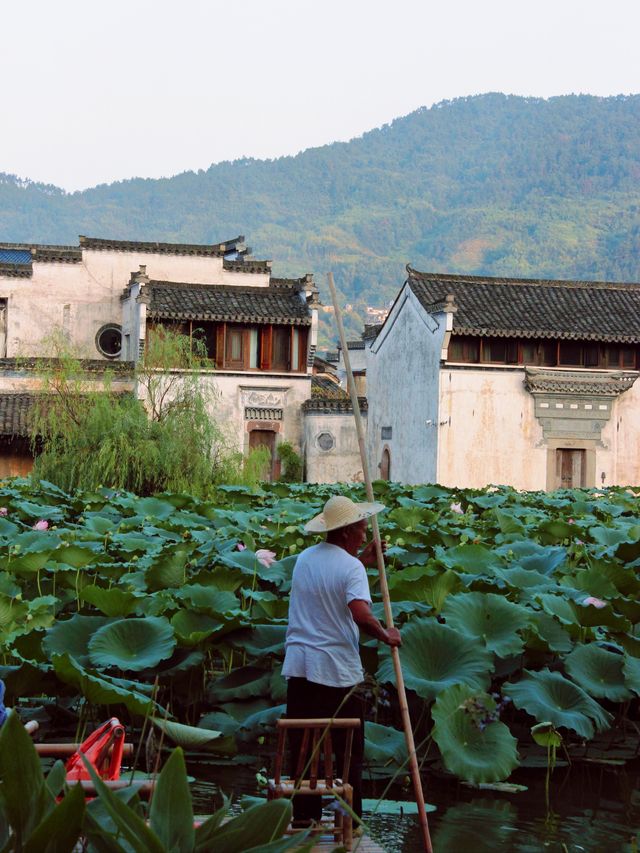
[327,273,433,853]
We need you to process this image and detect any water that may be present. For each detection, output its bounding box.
[188,758,640,852]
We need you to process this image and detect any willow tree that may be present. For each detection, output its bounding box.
[30,329,267,496]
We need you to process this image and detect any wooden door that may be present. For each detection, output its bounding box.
[556,449,585,489]
[249,430,276,481]
[380,448,391,481]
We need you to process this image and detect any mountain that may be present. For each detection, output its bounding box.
[2,93,640,342]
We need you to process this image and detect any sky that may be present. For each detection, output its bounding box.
[3,0,639,192]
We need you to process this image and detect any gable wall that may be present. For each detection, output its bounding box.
[367,285,445,484]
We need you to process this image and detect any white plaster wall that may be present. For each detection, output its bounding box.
[0,370,133,394]
[600,378,640,486]
[83,250,229,288]
[437,367,547,489]
[0,251,272,360]
[0,262,121,358]
[366,285,445,484]
[304,412,365,483]
[137,370,311,455]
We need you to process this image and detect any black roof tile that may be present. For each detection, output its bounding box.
[144,281,311,325]
[80,235,244,257]
[0,394,35,436]
[407,268,640,344]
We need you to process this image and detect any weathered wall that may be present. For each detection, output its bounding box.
[366,285,446,484]
[436,367,640,489]
[600,379,640,487]
[437,367,547,489]
[304,411,365,483]
[0,249,271,360]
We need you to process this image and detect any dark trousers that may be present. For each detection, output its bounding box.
[286,677,365,823]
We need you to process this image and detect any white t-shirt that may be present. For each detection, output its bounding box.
[282,541,372,687]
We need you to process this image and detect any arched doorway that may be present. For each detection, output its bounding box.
[380,447,391,481]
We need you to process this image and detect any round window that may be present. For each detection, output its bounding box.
[96,324,122,359]
[317,432,335,452]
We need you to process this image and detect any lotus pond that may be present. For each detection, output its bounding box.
[1,477,640,850]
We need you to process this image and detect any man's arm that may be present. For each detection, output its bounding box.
[348,600,402,647]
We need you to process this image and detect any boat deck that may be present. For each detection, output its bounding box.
[304,833,385,852]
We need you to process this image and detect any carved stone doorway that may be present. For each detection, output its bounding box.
[556,448,586,489]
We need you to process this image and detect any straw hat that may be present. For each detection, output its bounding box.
[304,495,385,533]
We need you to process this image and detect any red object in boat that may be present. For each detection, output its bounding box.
[65,717,126,781]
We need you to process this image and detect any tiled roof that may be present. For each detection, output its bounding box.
[303,395,368,414]
[144,281,311,325]
[0,394,35,436]
[407,268,640,344]
[0,243,82,268]
[0,262,32,278]
[311,374,348,399]
[524,368,638,397]
[79,235,244,257]
[0,358,135,374]
[223,259,272,274]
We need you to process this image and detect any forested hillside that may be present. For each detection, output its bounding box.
[2,93,640,342]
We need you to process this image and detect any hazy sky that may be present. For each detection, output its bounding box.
[3,0,639,192]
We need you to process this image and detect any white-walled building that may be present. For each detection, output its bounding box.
[0,235,328,480]
[367,268,640,490]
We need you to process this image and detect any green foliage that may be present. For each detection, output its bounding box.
[29,330,267,496]
[4,477,640,787]
[276,441,303,483]
[0,710,86,851]
[431,685,519,783]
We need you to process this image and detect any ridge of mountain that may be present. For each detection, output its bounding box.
[2,92,640,342]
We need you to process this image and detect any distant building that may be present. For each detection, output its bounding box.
[367,268,640,489]
[0,235,333,481]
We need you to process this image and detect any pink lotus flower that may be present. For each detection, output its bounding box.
[582,596,606,609]
[450,502,464,515]
[0,507,7,517]
[236,543,246,551]
[256,548,277,568]
[568,519,574,524]
[33,519,49,531]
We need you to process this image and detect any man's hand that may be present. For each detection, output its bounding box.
[384,626,402,647]
[349,599,402,647]
[359,538,387,568]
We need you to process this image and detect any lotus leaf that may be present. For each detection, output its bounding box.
[442,592,529,657]
[377,619,491,700]
[437,543,501,574]
[565,644,632,701]
[503,668,612,738]
[622,654,640,695]
[88,617,176,671]
[361,799,436,814]
[207,666,273,703]
[173,585,239,614]
[226,625,287,658]
[52,653,158,715]
[171,610,243,646]
[364,721,408,773]
[432,684,519,783]
[43,614,114,667]
[152,718,226,749]
[494,508,525,536]
[81,585,141,617]
[52,543,101,569]
[236,703,286,742]
[145,547,190,591]
[389,567,462,612]
[528,612,573,653]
